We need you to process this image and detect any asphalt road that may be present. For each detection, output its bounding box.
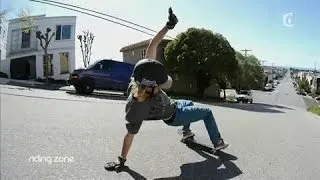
[1,79,320,180]
[253,74,307,110]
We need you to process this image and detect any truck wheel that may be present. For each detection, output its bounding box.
[74,84,84,94]
[82,80,94,95]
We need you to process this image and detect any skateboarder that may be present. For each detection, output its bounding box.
[105,7,228,170]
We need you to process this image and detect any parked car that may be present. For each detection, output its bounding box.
[236,90,253,104]
[67,59,134,95]
[264,83,273,91]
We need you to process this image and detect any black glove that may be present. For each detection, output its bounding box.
[104,156,127,171]
[166,7,178,29]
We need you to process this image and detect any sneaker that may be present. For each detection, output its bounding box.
[182,130,195,140]
[214,139,229,150]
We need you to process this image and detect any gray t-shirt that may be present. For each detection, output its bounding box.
[125,89,176,134]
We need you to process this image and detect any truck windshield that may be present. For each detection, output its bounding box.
[239,91,248,95]
[87,61,99,69]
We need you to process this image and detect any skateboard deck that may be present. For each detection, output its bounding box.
[181,136,220,154]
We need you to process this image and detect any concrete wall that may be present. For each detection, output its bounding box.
[0,59,10,77]
[122,45,167,65]
[306,75,313,85]
[5,15,76,80]
[0,17,8,61]
[123,47,146,65]
[0,16,8,74]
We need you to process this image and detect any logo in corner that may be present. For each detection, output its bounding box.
[283,12,294,27]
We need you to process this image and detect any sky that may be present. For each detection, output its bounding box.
[1,0,320,69]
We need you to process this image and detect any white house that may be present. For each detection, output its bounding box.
[0,15,8,68]
[4,14,76,80]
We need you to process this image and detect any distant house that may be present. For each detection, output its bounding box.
[119,39,220,97]
[4,14,77,80]
[120,39,171,65]
[0,15,8,73]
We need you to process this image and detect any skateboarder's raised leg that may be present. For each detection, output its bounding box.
[170,100,228,149]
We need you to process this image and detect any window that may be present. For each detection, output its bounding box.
[174,73,179,80]
[141,49,146,59]
[101,61,113,71]
[60,52,69,74]
[161,47,166,59]
[56,25,72,40]
[43,54,54,76]
[11,29,19,51]
[21,31,31,48]
[91,62,103,70]
[91,60,113,71]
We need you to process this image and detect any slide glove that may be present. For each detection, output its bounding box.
[104,156,127,171]
[166,7,178,29]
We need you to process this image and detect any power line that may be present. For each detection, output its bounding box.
[39,0,159,35]
[29,0,174,39]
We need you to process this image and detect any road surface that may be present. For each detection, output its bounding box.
[253,74,307,110]
[1,78,320,180]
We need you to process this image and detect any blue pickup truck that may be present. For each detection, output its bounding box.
[67,59,134,95]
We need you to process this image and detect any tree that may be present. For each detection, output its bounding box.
[244,55,264,89]
[19,9,55,83]
[77,30,95,68]
[208,33,238,98]
[297,78,311,93]
[234,52,265,90]
[0,9,8,20]
[164,28,237,97]
[232,51,246,91]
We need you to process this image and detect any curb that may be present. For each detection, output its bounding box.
[6,81,65,91]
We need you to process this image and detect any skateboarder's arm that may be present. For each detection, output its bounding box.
[121,95,149,159]
[145,26,169,60]
[120,133,135,159]
[145,7,178,60]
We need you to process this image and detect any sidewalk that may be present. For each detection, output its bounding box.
[0,77,123,95]
[0,77,67,90]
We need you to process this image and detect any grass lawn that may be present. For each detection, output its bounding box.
[308,105,320,116]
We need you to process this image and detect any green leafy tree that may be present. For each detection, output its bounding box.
[244,55,264,89]
[297,78,311,93]
[164,28,237,97]
[234,53,264,90]
[232,51,246,91]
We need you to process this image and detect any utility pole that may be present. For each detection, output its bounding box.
[241,49,252,57]
[272,63,276,80]
[260,60,267,67]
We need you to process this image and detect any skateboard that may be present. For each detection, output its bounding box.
[181,135,221,154]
